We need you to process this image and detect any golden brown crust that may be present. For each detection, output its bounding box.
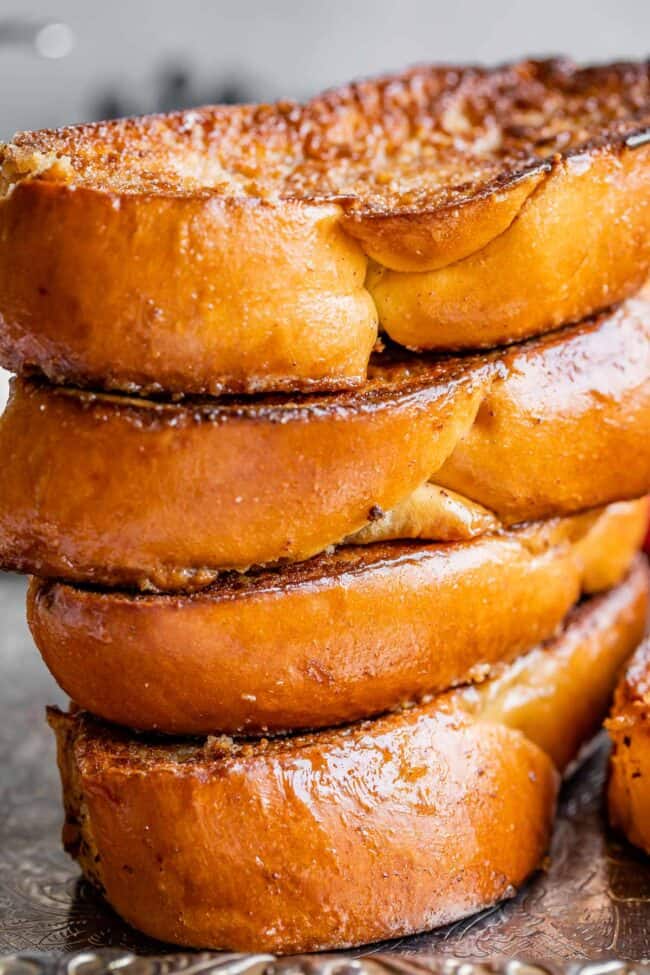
[460,558,650,770]
[47,568,648,953]
[1,302,649,589]
[4,60,648,229]
[0,351,490,589]
[1,59,649,392]
[607,637,650,853]
[436,295,650,524]
[368,138,650,348]
[28,502,648,735]
[0,188,378,396]
[50,703,557,954]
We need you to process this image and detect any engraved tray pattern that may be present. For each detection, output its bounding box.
[1,573,650,972]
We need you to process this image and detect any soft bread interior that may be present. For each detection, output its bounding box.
[344,482,499,544]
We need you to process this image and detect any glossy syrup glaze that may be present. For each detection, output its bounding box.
[46,565,648,953]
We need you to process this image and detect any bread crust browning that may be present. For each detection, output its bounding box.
[28,502,648,735]
[1,59,649,393]
[0,352,491,589]
[50,696,557,954]
[0,187,378,396]
[462,559,650,771]
[607,638,650,853]
[47,566,648,952]
[436,294,650,524]
[1,302,649,589]
[369,139,650,348]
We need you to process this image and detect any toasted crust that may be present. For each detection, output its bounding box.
[1,59,649,393]
[28,503,648,734]
[607,637,650,853]
[51,708,556,954]
[369,136,650,349]
[2,301,649,589]
[0,351,490,589]
[0,189,378,396]
[48,567,648,953]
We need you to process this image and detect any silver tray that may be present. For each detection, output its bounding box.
[2,574,650,972]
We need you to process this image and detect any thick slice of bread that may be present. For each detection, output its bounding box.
[434,292,650,519]
[29,502,648,735]
[48,564,648,953]
[607,637,650,853]
[1,299,649,590]
[1,59,648,393]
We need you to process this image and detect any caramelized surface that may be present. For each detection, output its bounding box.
[0,352,490,588]
[0,300,648,589]
[47,567,647,953]
[4,59,649,212]
[1,59,648,391]
[29,503,648,735]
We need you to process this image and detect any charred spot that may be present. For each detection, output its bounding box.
[368,504,384,522]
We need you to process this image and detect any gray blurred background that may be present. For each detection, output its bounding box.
[0,0,648,407]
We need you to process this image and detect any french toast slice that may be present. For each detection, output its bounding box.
[48,564,648,953]
[29,502,648,735]
[1,58,649,394]
[607,637,650,854]
[0,297,648,590]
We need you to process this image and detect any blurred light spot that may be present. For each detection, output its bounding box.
[35,22,74,59]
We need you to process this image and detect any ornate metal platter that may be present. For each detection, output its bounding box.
[2,573,650,972]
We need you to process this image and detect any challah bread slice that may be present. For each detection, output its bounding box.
[51,707,557,954]
[29,501,648,735]
[1,58,648,394]
[1,298,648,590]
[48,562,648,953]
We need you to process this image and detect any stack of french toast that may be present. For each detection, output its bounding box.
[0,58,649,954]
